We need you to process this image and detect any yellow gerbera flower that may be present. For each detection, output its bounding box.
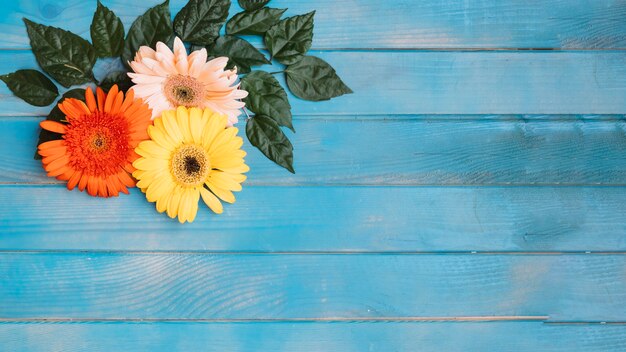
[133,106,249,223]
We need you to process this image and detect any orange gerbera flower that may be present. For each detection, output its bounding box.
[38,85,152,197]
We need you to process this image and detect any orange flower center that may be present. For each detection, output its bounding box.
[163,74,206,107]
[64,111,131,176]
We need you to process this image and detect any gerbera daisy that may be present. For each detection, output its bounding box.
[38,85,152,197]
[128,37,248,126]
[133,106,249,223]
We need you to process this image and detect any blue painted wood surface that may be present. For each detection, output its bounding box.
[1,0,626,350]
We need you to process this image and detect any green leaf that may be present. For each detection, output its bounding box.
[0,69,58,106]
[174,0,230,45]
[122,0,173,67]
[238,0,270,11]
[246,115,294,173]
[264,11,314,65]
[206,36,270,74]
[226,8,286,35]
[90,1,125,58]
[23,19,96,88]
[99,71,133,93]
[240,71,292,131]
[285,55,352,101]
[34,88,86,159]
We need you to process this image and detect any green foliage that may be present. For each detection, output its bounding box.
[122,0,173,67]
[241,71,293,131]
[206,36,270,73]
[7,0,351,172]
[238,0,270,12]
[227,8,286,35]
[0,69,58,106]
[91,1,125,58]
[286,55,353,101]
[246,115,295,173]
[24,19,96,87]
[174,0,230,45]
[264,11,314,65]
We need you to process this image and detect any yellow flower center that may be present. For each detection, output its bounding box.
[163,74,205,107]
[170,144,211,187]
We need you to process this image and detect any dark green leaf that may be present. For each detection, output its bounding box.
[34,88,86,159]
[285,55,352,101]
[90,1,125,58]
[240,71,292,131]
[174,0,230,45]
[23,19,96,88]
[122,0,173,67]
[99,71,133,93]
[0,69,58,106]
[264,11,314,65]
[238,0,270,11]
[226,8,286,35]
[246,115,294,173]
[206,36,270,73]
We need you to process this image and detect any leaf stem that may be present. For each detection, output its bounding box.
[242,106,252,121]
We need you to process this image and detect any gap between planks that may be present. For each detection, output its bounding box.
[0,317,549,323]
[2,47,626,52]
[0,250,624,255]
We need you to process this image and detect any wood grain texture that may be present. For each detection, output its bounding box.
[3,118,626,185]
[2,322,626,352]
[2,50,626,115]
[2,185,626,252]
[1,0,626,49]
[2,252,626,321]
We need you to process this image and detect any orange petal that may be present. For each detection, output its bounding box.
[67,171,81,190]
[78,174,89,191]
[117,170,135,187]
[40,120,66,134]
[120,89,135,112]
[45,155,69,172]
[38,145,66,157]
[96,87,106,111]
[104,85,119,112]
[110,91,124,114]
[97,178,108,197]
[85,87,97,112]
[71,99,91,115]
[38,139,64,150]
[87,178,98,196]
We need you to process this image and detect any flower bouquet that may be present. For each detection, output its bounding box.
[1,0,351,223]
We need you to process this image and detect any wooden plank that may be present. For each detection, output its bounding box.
[2,185,626,252]
[1,322,626,352]
[2,252,626,321]
[1,0,626,49]
[3,118,626,185]
[2,50,626,115]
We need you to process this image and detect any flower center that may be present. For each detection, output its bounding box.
[170,144,210,186]
[64,111,131,177]
[163,74,205,107]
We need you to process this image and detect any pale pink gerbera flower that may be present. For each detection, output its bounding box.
[128,37,248,125]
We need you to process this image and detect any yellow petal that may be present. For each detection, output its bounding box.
[156,192,171,213]
[146,176,175,203]
[207,171,243,192]
[187,189,200,222]
[176,106,193,143]
[189,107,204,144]
[209,127,238,154]
[136,140,172,158]
[167,186,182,219]
[162,110,184,142]
[133,157,168,171]
[200,187,223,214]
[201,112,228,149]
[206,183,236,204]
[148,125,175,149]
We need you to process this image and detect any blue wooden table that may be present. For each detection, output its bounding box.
[2,0,626,350]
